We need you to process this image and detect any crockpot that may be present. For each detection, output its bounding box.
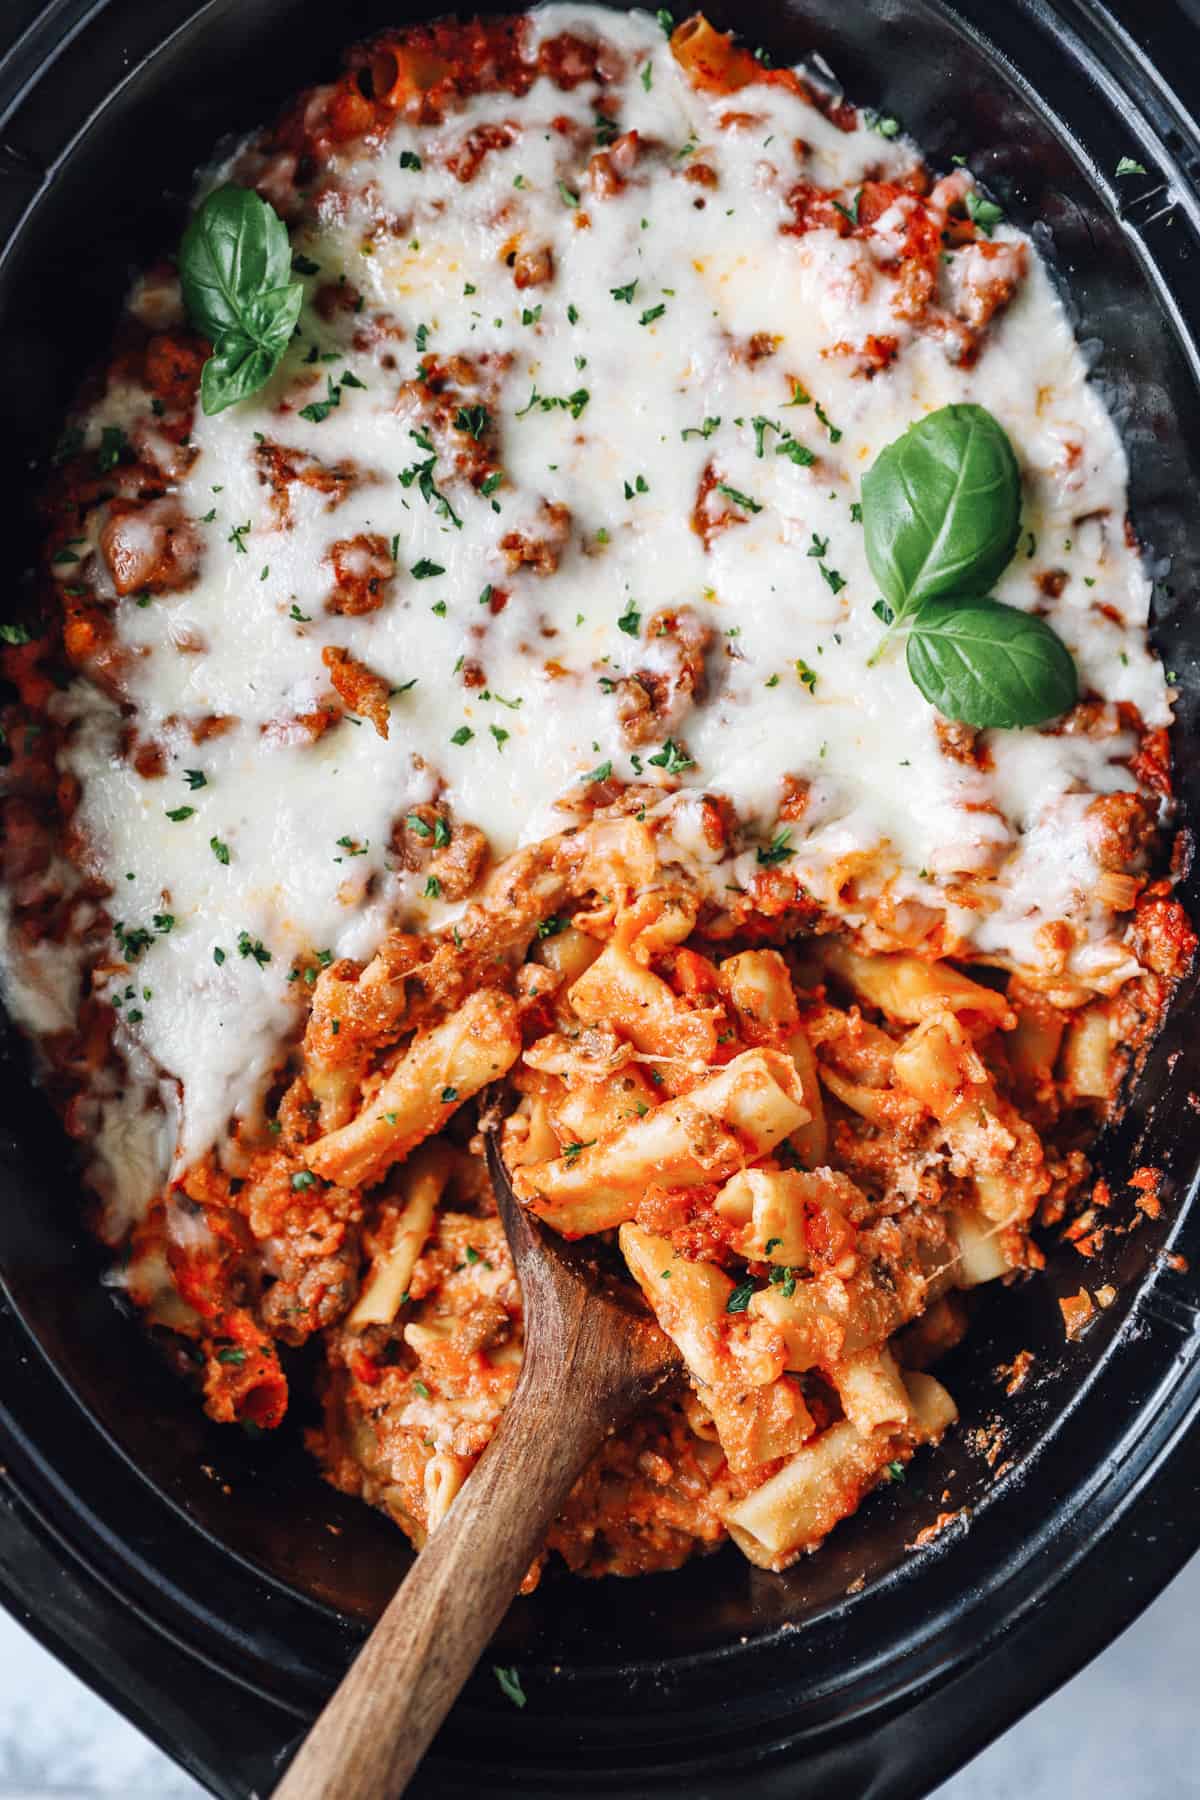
[2,1,1200,1794]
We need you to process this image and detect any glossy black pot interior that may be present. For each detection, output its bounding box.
[2,1,1200,1795]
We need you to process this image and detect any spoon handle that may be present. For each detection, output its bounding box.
[272,1372,607,1800]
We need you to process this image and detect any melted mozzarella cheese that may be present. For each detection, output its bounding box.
[1,4,1170,1209]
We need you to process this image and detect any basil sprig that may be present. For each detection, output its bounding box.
[860,404,1077,728]
[179,185,303,415]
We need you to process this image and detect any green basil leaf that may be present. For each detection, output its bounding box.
[201,334,277,415]
[861,403,1021,616]
[180,185,293,336]
[906,598,1078,728]
[179,186,302,414]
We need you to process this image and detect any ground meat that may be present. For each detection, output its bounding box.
[325,533,397,616]
[100,496,202,596]
[500,501,572,574]
[615,604,712,746]
[322,645,392,737]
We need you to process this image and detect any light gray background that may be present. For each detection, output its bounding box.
[0,1549,1195,1797]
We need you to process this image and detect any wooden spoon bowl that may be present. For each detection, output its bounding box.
[273,1126,681,1800]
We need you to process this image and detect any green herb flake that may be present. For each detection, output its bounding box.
[965,190,1004,236]
[647,737,693,775]
[716,482,762,515]
[757,827,794,866]
[494,1665,526,1709]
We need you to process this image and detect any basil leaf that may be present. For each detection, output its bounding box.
[179,186,303,414]
[180,184,293,336]
[862,404,1021,616]
[906,598,1078,728]
[200,287,303,414]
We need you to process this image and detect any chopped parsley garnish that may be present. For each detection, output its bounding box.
[237,931,271,967]
[726,1279,756,1314]
[210,836,230,865]
[886,1459,906,1482]
[399,149,422,170]
[454,404,490,440]
[424,875,441,898]
[183,769,207,790]
[1116,156,1148,177]
[563,1140,595,1162]
[537,916,566,938]
[515,385,590,420]
[299,377,342,424]
[291,1170,317,1190]
[585,760,613,783]
[227,520,251,554]
[814,401,842,443]
[113,922,154,962]
[451,726,474,746]
[780,433,816,464]
[751,416,780,457]
[494,1665,526,1709]
[152,913,174,934]
[441,1086,459,1103]
[411,559,445,579]
[0,622,32,646]
[623,474,649,499]
[406,814,433,838]
[558,180,580,208]
[639,302,666,325]
[610,280,638,304]
[489,724,509,750]
[617,602,641,636]
[647,738,693,775]
[965,190,1004,236]
[757,828,794,866]
[716,481,762,515]
[289,603,311,622]
[681,417,721,441]
[796,659,818,692]
[398,426,463,530]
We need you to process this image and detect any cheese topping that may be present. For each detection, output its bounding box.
[2,4,1170,1215]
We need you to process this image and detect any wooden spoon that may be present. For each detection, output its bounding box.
[274,1127,681,1800]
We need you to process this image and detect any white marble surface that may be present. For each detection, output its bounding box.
[1,1553,1197,1797]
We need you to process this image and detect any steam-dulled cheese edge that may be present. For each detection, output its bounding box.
[0,3,1169,1233]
